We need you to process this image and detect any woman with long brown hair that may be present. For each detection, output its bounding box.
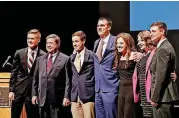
[113,32,136,118]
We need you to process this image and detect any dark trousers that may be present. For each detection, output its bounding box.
[118,79,134,118]
[95,90,118,118]
[40,101,72,118]
[152,103,171,118]
[11,95,39,118]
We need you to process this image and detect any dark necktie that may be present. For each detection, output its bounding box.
[28,51,35,73]
[96,40,105,61]
[47,55,53,73]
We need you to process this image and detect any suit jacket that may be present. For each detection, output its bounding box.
[150,40,179,103]
[70,48,95,103]
[133,49,155,103]
[32,51,71,107]
[9,47,46,97]
[93,35,119,93]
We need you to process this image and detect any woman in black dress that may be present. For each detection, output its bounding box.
[113,32,136,118]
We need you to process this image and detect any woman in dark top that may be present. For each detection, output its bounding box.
[113,32,136,118]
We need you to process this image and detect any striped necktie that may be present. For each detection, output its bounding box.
[28,51,35,73]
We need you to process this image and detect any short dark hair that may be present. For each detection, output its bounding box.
[72,30,86,41]
[98,16,112,27]
[150,21,167,36]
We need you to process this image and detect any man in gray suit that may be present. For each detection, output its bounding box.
[32,34,71,118]
[150,21,179,118]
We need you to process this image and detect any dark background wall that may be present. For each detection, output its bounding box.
[0,1,130,72]
[99,1,130,35]
[0,1,100,72]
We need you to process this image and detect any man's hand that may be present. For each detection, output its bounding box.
[133,52,143,62]
[9,92,15,101]
[150,101,158,107]
[171,71,177,81]
[62,98,70,107]
[32,96,38,105]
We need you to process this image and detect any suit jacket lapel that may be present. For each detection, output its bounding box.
[80,49,90,73]
[43,54,48,75]
[102,35,115,59]
[47,51,62,75]
[93,39,100,53]
[71,53,78,74]
[145,49,156,76]
[150,40,168,72]
[71,48,90,74]
[30,49,40,73]
[21,48,28,73]
[158,39,168,49]
[151,40,168,65]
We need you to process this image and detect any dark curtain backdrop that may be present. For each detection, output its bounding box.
[0,1,99,72]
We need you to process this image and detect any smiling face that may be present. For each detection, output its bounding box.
[46,38,59,54]
[116,37,127,53]
[72,36,85,52]
[150,26,164,45]
[97,19,111,38]
[27,33,40,49]
[137,36,147,51]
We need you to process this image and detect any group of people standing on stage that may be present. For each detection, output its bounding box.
[8,16,178,118]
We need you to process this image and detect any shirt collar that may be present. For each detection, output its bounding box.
[49,51,58,58]
[157,38,167,48]
[101,33,110,44]
[28,47,38,54]
[77,47,85,57]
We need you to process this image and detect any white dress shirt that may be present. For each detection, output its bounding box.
[48,51,58,63]
[28,47,38,61]
[76,47,85,67]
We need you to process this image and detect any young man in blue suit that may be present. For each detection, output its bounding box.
[93,17,119,118]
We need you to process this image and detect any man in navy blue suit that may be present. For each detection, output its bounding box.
[70,31,95,118]
[93,17,119,118]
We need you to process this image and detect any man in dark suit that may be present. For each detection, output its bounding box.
[150,22,179,118]
[70,31,95,118]
[93,17,119,118]
[9,29,46,118]
[32,34,71,118]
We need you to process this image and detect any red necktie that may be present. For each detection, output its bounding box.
[47,55,53,73]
